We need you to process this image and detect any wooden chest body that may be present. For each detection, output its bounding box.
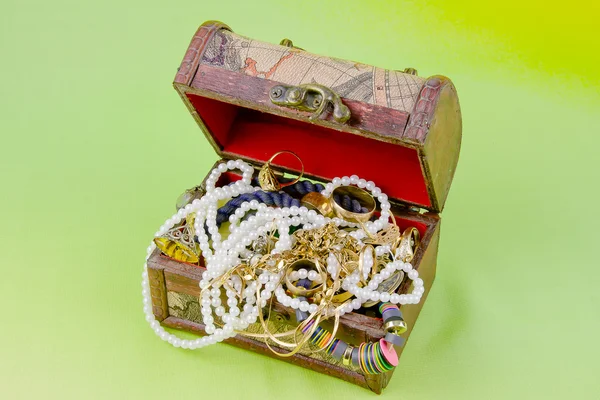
[147,20,461,393]
[148,164,441,393]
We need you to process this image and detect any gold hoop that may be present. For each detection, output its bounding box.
[330,186,376,223]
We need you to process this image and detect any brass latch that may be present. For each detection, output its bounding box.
[269,83,351,123]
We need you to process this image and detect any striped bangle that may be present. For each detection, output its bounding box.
[300,302,406,374]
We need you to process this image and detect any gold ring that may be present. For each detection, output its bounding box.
[284,259,326,297]
[330,186,376,223]
[384,319,408,335]
[258,151,304,191]
[300,192,334,217]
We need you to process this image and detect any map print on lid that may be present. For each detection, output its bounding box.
[200,30,426,113]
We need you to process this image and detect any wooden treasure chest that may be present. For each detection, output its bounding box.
[144,20,462,394]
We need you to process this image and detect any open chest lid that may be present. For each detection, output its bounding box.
[173,21,462,212]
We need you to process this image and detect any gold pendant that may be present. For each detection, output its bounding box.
[154,214,202,263]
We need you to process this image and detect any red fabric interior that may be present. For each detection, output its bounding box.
[187,93,431,208]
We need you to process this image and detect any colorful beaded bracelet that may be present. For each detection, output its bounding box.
[299,302,406,375]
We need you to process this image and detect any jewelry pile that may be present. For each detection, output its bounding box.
[142,153,425,375]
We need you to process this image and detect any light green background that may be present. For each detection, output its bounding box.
[1,0,599,398]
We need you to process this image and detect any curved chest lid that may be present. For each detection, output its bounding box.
[173,21,462,212]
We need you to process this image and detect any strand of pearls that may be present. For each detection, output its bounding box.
[142,160,424,349]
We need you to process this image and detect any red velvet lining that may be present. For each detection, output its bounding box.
[188,93,431,208]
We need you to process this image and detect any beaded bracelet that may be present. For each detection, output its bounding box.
[216,182,368,227]
[299,302,406,374]
[186,183,369,250]
[287,271,407,375]
[216,191,301,226]
[252,177,324,197]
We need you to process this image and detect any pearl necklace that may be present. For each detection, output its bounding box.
[141,159,424,349]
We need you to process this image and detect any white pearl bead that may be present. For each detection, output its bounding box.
[299,301,309,312]
[290,298,300,309]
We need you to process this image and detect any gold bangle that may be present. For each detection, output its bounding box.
[330,186,376,223]
[342,345,354,366]
[258,151,304,191]
[301,192,334,217]
[384,319,408,335]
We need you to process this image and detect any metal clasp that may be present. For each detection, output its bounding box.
[269,83,351,123]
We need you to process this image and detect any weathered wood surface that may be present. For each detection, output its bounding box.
[420,80,462,211]
[146,263,168,321]
[174,21,230,86]
[161,316,377,391]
